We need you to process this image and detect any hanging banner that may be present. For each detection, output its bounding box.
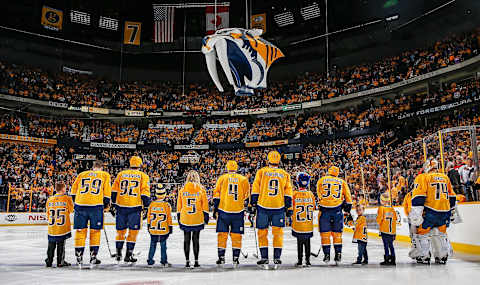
[41,6,63,31]
[251,13,266,34]
[0,134,57,145]
[124,21,142,45]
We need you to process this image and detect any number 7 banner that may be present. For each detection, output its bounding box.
[124,21,142,46]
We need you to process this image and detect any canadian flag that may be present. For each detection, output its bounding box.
[206,5,229,35]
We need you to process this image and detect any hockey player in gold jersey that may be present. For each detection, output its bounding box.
[409,158,457,264]
[45,182,74,267]
[71,160,111,266]
[111,156,151,263]
[316,166,353,264]
[251,150,293,269]
[147,186,172,267]
[213,160,250,267]
[291,172,315,267]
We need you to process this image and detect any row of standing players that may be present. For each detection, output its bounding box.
[44,151,458,269]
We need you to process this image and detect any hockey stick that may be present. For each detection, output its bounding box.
[241,250,248,259]
[103,227,116,258]
[252,219,259,259]
[310,247,321,258]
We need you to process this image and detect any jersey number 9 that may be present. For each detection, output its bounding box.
[268,179,279,197]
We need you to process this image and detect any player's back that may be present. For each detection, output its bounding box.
[112,169,150,209]
[291,190,315,234]
[46,194,74,238]
[377,206,398,235]
[71,170,111,207]
[353,215,367,242]
[177,182,208,226]
[252,166,292,210]
[424,172,455,212]
[147,200,172,236]
[412,172,455,212]
[316,175,352,209]
[214,173,250,213]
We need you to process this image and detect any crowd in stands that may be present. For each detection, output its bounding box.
[1,29,478,112]
[1,27,480,212]
[2,100,479,212]
[245,116,299,142]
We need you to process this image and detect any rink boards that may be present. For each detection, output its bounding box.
[1,203,479,254]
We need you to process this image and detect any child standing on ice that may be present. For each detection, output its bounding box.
[351,204,368,265]
[147,186,173,267]
[45,182,74,267]
[291,172,316,267]
[376,193,399,266]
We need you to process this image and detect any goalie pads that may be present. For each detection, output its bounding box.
[409,206,424,226]
[430,227,451,259]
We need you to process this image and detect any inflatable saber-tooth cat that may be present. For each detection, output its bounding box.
[201,28,284,96]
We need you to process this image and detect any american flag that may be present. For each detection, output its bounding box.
[153,6,174,43]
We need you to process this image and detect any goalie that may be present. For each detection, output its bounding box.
[409,159,457,264]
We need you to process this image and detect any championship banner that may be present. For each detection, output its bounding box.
[41,6,63,31]
[245,139,288,148]
[0,134,57,145]
[251,13,266,34]
[124,21,142,46]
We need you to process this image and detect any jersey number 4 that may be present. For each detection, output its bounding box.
[228,184,239,201]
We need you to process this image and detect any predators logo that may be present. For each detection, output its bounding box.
[201,28,284,96]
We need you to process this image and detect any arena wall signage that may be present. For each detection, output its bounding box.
[74,154,97,160]
[125,110,145,117]
[90,142,136,149]
[282,104,302,111]
[0,134,57,145]
[81,106,110,115]
[62,66,93,75]
[204,122,246,129]
[396,95,480,120]
[149,124,193,129]
[174,144,209,150]
[245,139,288,148]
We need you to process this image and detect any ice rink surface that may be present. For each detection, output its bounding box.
[0,225,479,285]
